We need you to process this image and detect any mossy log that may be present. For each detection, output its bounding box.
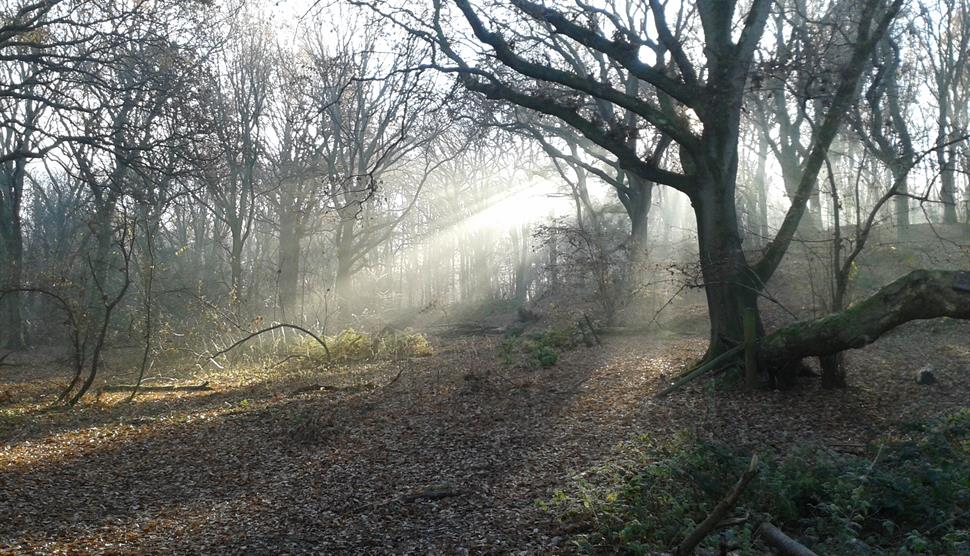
[760,270,970,365]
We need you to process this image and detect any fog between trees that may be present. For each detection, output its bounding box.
[1,0,969,401]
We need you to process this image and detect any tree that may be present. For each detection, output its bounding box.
[300,23,450,314]
[0,61,42,349]
[356,0,902,364]
[201,16,273,308]
[917,0,970,225]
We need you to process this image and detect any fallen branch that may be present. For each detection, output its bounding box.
[759,270,970,364]
[209,323,330,361]
[101,381,211,393]
[674,454,759,555]
[655,345,744,398]
[758,522,818,556]
[401,482,463,503]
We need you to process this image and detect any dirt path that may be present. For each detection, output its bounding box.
[2,323,968,554]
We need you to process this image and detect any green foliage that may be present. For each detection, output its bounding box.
[498,326,578,368]
[543,410,970,554]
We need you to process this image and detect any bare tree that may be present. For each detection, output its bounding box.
[301,23,451,314]
[355,0,901,367]
[917,0,970,225]
[201,16,273,308]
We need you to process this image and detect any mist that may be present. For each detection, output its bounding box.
[1,0,969,553]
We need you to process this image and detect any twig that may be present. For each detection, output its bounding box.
[382,361,412,391]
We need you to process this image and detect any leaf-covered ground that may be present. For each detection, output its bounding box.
[1,320,969,555]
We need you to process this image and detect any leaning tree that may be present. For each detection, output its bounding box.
[353,0,970,380]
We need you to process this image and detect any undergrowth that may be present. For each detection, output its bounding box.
[498,326,580,368]
[300,328,433,362]
[542,409,970,555]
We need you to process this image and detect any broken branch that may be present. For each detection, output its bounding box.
[674,454,760,556]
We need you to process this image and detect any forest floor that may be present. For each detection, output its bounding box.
[1,317,969,555]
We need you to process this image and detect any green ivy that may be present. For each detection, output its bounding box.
[498,326,579,368]
[542,410,970,554]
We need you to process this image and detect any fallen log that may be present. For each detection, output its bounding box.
[101,382,211,393]
[758,522,818,556]
[658,271,970,395]
[759,270,970,365]
[674,454,759,556]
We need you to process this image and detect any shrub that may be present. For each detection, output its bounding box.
[329,328,375,361]
[499,326,579,368]
[376,328,433,359]
[299,328,433,362]
[542,410,970,554]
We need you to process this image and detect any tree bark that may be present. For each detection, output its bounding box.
[0,161,26,350]
[693,173,764,358]
[627,174,652,262]
[334,211,357,314]
[940,145,958,224]
[229,222,244,306]
[0,211,24,350]
[892,164,910,240]
[758,522,818,556]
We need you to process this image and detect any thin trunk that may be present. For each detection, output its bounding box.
[278,206,301,320]
[756,135,769,247]
[892,163,910,239]
[821,159,846,388]
[334,214,356,314]
[940,145,958,224]
[229,223,244,306]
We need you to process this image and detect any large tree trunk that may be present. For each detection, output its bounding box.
[0,162,26,350]
[693,175,764,358]
[627,174,652,261]
[760,270,970,366]
[0,210,24,350]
